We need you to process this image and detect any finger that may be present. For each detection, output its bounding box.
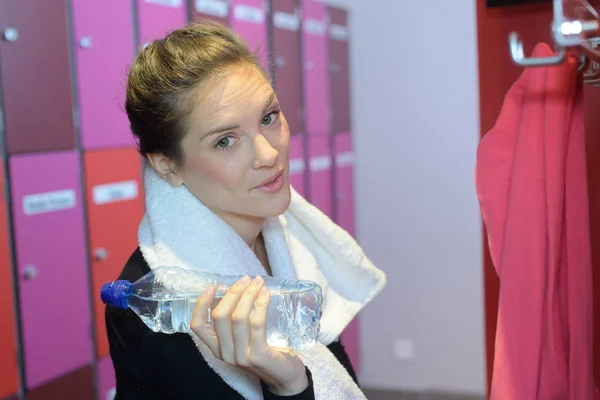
[249,285,271,359]
[211,276,251,364]
[189,285,221,358]
[231,276,265,366]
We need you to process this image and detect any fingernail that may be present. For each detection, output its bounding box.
[253,276,263,286]
[240,275,251,284]
[205,285,214,294]
[260,287,268,296]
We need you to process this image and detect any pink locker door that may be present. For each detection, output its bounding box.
[10,151,92,390]
[327,6,350,133]
[301,0,330,137]
[137,0,187,48]
[192,0,230,25]
[272,0,302,136]
[334,132,359,372]
[0,0,75,154]
[308,137,332,217]
[97,356,116,400]
[72,0,136,150]
[289,135,306,196]
[230,0,269,70]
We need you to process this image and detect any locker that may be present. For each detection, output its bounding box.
[289,135,306,196]
[0,0,75,154]
[341,319,360,374]
[327,6,351,133]
[97,356,116,400]
[136,0,188,49]
[83,148,144,358]
[334,132,354,236]
[230,0,269,70]
[308,136,332,217]
[10,151,92,389]
[301,0,331,137]
[72,0,136,150]
[192,0,230,25]
[272,0,302,136]
[27,365,94,400]
[0,160,19,399]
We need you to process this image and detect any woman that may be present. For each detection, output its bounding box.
[105,21,385,399]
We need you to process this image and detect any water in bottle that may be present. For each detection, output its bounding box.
[101,266,323,350]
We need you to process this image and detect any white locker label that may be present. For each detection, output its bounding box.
[23,189,76,216]
[336,151,354,167]
[329,24,349,41]
[304,19,326,36]
[195,0,228,18]
[273,11,299,31]
[309,155,332,172]
[106,387,117,400]
[145,0,182,7]
[289,158,306,174]
[234,5,264,24]
[93,180,139,205]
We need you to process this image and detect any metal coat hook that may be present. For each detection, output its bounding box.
[508,32,567,67]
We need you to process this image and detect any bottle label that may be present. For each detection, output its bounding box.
[335,151,354,167]
[309,155,332,172]
[234,5,264,24]
[144,0,182,7]
[23,189,76,216]
[195,0,228,18]
[273,11,299,31]
[289,158,306,174]
[93,180,139,205]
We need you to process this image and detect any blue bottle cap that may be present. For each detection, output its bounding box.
[101,280,134,309]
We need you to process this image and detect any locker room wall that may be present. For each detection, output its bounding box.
[0,0,358,398]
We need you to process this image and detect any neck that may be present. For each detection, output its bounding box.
[219,212,265,250]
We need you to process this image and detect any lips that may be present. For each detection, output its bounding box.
[256,169,283,189]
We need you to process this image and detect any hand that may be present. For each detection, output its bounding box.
[190,276,309,396]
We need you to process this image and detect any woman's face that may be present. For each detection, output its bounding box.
[158,64,291,223]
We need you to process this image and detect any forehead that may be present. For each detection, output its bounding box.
[191,65,273,123]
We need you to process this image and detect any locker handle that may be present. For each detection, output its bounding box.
[3,27,18,42]
[94,248,109,261]
[23,265,38,280]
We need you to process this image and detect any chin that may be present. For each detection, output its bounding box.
[258,184,291,218]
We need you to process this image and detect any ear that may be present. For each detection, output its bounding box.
[147,153,184,187]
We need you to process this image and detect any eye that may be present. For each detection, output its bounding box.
[215,135,236,150]
[261,110,280,127]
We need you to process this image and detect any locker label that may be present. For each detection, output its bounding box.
[93,180,139,205]
[309,155,332,172]
[23,189,76,216]
[234,5,264,24]
[336,151,354,167]
[330,24,349,41]
[144,0,182,7]
[273,11,299,31]
[106,387,116,400]
[304,19,326,36]
[289,158,306,174]
[195,0,228,18]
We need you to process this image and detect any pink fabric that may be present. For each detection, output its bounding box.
[476,43,597,399]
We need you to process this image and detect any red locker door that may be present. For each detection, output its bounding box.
[327,6,350,133]
[192,0,230,25]
[0,160,19,399]
[10,151,93,390]
[0,0,75,154]
[72,0,136,150]
[27,365,94,400]
[83,148,144,358]
[272,0,302,136]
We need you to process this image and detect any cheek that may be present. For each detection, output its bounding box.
[186,152,247,188]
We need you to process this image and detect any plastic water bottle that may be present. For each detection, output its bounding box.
[101,266,323,351]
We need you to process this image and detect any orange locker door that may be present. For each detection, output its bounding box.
[0,160,20,399]
[83,148,144,358]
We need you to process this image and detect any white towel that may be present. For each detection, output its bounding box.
[138,164,386,399]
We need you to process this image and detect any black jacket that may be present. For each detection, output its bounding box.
[105,248,359,399]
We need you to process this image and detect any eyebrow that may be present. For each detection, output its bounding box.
[201,92,277,139]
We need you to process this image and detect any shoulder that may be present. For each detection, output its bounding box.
[117,247,150,282]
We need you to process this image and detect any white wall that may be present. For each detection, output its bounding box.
[322,0,487,395]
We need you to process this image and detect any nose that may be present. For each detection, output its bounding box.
[252,133,279,169]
